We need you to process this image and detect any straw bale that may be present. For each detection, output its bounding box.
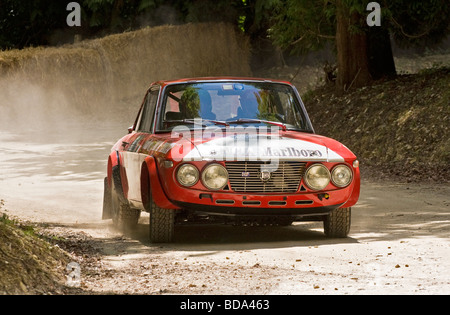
[0,23,251,126]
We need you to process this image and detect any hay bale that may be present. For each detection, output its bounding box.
[0,23,251,126]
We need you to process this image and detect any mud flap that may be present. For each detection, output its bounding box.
[102,177,112,220]
[111,164,126,203]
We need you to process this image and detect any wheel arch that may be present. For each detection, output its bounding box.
[140,156,180,211]
[341,165,360,208]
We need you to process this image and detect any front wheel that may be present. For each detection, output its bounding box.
[149,200,175,243]
[323,207,351,238]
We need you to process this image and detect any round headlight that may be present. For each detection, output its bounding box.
[176,164,199,187]
[201,164,228,190]
[331,165,353,187]
[304,164,330,191]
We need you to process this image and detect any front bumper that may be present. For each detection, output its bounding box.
[155,159,360,214]
[172,199,343,217]
[167,186,349,217]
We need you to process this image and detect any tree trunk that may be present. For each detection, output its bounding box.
[367,27,397,80]
[335,0,372,92]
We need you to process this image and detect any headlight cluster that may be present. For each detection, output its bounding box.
[304,164,330,191]
[176,163,228,190]
[202,164,228,190]
[176,164,199,187]
[331,165,353,187]
[304,163,352,191]
[177,162,353,192]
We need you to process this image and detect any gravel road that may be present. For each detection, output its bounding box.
[1,126,449,295]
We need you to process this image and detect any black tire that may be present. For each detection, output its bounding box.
[323,207,351,238]
[149,200,175,243]
[111,181,140,231]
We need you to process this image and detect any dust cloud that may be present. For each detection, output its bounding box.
[0,23,252,214]
[0,23,251,136]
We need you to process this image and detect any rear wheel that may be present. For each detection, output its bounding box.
[111,181,140,231]
[149,200,175,243]
[323,207,351,238]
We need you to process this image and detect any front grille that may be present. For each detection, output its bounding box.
[225,161,306,193]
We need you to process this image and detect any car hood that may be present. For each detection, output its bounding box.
[178,131,355,162]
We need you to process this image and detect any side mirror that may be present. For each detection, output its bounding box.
[128,126,134,134]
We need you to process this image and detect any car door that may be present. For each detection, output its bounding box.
[122,86,160,207]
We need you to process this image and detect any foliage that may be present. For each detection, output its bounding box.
[255,90,279,122]
[264,0,449,90]
[177,0,240,24]
[180,86,201,119]
[0,0,450,53]
[385,0,450,48]
[267,0,336,55]
[267,0,450,53]
[0,0,169,49]
[81,0,162,29]
[0,0,68,49]
[0,0,447,96]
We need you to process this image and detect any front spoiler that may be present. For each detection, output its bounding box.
[172,200,343,217]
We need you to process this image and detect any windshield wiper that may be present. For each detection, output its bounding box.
[202,119,229,127]
[165,119,207,127]
[227,118,287,131]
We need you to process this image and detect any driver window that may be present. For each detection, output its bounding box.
[138,88,159,132]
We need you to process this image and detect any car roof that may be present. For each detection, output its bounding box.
[150,76,293,88]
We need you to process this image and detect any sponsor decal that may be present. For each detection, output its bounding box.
[182,137,342,162]
[139,138,176,155]
[169,124,345,163]
[264,147,322,158]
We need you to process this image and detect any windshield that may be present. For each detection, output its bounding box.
[157,81,313,132]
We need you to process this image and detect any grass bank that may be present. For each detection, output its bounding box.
[0,209,70,294]
[303,67,450,183]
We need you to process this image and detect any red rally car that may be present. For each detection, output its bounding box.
[102,77,360,242]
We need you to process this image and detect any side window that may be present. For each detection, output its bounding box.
[138,88,159,132]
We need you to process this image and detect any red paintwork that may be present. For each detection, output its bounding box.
[106,77,360,216]
[143,155,180,210]
[152,76,293,88]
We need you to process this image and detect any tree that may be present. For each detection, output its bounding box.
[0,0,68,49]
[266,0,450,91]
[0,0,173,49]
[335,0,371,90]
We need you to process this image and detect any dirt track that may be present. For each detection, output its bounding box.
[0,126,449,295]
